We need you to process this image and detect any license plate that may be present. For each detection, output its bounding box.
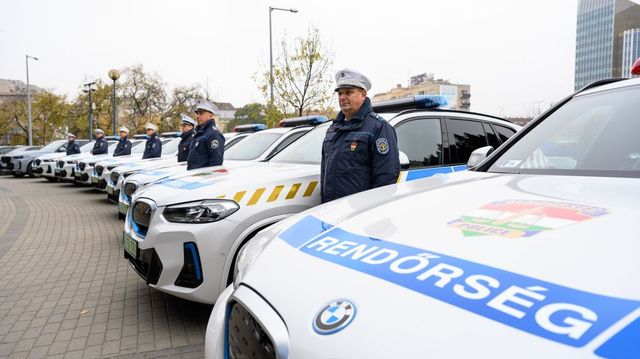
[119,203,129,215]
[54,169,60,174]
[107,186,114,195]
[91,176,98,184]
[123,232,138,258]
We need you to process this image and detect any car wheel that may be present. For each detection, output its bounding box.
[12,173,24,178]
[26,162,35,177]
[44,177,57,182]
[118,213,125,220]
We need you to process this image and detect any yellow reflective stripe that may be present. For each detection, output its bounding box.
[216,195,225,199]
[233,191,247,202]
[303,181,318,197]
[247,188,266,206]
[397,171,407,183]
[267,185,284,202]
[286,183,302,199]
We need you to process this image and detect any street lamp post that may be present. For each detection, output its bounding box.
[25,55,39,146]
[269,6,298,104]
[82,82,97,140]
[108,69,121,135]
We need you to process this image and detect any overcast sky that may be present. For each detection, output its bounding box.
[1,0,581,117]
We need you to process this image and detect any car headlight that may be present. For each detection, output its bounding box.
[233,234,271,289]
[12,156,24,159]
[162,199,239,223]
[107,165,117,171]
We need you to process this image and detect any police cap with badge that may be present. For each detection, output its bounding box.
[180,114,196,126]
[194,100,219,116]
[334,69,372,92]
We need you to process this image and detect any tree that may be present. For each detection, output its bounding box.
[162,85,206,132]
[120,64,167,133]
[0,100,28,144]
[232,103,266,126]
[258,27,334,125]
[31,92,72,144]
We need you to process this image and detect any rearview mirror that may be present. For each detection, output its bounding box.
[399,151,410,170]
[467,146,494,168]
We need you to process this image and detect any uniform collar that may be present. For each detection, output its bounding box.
[195,119,215,134]
[119,137,128,142]
[181,129,194,139]
[333,97,372,131]
[148,133,157,139]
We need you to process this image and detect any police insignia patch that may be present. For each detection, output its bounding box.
[211,140,219,149]
[376,138,389,154]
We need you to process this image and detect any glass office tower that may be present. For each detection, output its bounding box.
[574,0,640,90]
[622,28,640,77]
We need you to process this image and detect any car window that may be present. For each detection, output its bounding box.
[489,86,640,177]
[494,125,517,143]
[446,119,488,164]
[224,132,284,160]
[41,140,66,152]
[160,138,180,154]
[266,129,309,158]
[224,136,245,150]
[270,124,328,164]
[396,118,443,168]
[131,141,146,154]
[483,123,501,148]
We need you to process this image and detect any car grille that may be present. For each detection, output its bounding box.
[124,183,137,200]
[1,156,9,165]
[35,159,41,166]
[57,160,64,168]
[227,301,276,359]
[95,165,104,176]
[125,247,163,285]
[79,162,86,171]
[132,201,153,236]
[111,172,120,185]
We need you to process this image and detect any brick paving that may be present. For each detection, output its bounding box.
[0,177,211,358]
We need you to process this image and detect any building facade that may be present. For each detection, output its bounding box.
[372,74,471,112]
[622,28,640,77]
[574,0,640,90]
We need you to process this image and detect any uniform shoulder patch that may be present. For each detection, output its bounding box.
[376,138,389,154]
[211,139,219,149]
[371,112,386,122]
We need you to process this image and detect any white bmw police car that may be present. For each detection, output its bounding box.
[123,96,519,305]
[205,77,640,358]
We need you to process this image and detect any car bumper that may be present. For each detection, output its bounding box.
[205,285,234,358]
[124,212,246,304]
[107,185,120,204]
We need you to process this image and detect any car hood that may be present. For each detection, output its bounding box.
[94,154,143,167]
[36,152,67,161]
[135,161,319,207]
[240,171,640,357]
[114,157,179,174]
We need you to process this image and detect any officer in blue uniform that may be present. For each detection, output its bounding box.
[66,133,81,155]
[90,129,108,155]
[177,114,196,162]
[320,69,400,203]
[113,127,132,157]
[187,100,225,170]
[142,123,162,159]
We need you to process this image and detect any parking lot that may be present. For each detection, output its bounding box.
[0,177,211,359]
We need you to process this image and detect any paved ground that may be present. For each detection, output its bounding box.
[0,176,212,358]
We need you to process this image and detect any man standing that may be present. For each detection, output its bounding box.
[320,69,400,203]
[91,129,108,155]
[66,133,81,155]
[142,123,162,159]
[113,127,132,157]
[187,100,225,170]
[177,114,196,162]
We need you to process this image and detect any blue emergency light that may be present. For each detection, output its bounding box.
[279,115,329,127]
[234,124,268,132]
[372,95,448,112]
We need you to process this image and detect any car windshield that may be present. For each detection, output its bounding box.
[488,85,640,178]
[161,138,180,154]
[269,123,329,164]
[224,132,284,160]
[40,140,66,152]
[80,141,95,152]
[131,140,146,154]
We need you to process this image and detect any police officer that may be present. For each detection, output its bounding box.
[187,100,225,170]
[142,123,162,159]
[320,69,400,203]
[177,114,196,162]
[91,129,108,155]
[113,127,132,157]
[66,133,81,155]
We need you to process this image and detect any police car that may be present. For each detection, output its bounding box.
[6,140,68,177]
[205,76,640,358]
[224,123,268,150]
[123,97,519,304]
[71,140,145,185]
[0,146,41,175]
[54,139,119,182]
[90,137,180,190]
[34,140,90,181]
[116,119,326,218]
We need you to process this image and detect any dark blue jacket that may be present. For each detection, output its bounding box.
[66,140,81,155]
[113,138,132,157]
[320,97,400,203]
[177,129,194,162]
[142,134,162,159]
[187,120,225,170]
[91,137,108,155]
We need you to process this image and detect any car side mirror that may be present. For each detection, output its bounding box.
[467,146,494,168]
[399,151,410,170]
[56,148,66,152]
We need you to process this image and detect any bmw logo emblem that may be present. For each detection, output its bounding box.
[313,299,356,335]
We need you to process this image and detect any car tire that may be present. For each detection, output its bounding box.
[44,177,57,182]
[26,162,35,178]
[118,213,125,220]
[12,173,24,178]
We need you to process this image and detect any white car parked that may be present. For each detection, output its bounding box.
[123,97,520,304]
[205,77,640,358]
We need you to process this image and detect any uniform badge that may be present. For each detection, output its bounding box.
[350,142,357,151]
[195,142,199,147]
[152,143,156,148]
[376,138,389,154]
[211,140,219,149]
